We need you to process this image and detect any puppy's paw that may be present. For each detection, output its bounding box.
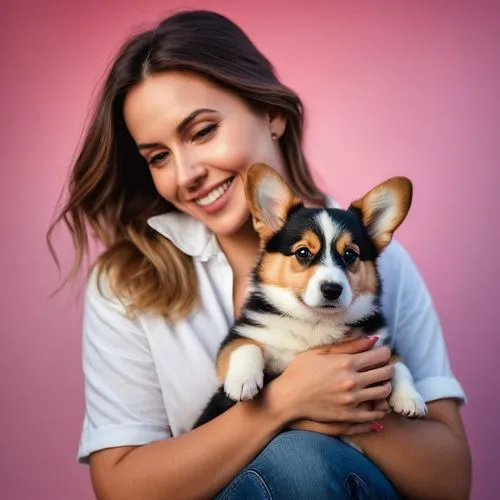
[389,388,427,418]
[223,344,265,401]
[224,368,264,401]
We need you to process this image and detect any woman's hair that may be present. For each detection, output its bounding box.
[47,9,327,320]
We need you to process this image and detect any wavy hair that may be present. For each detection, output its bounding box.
[47,10,326,320]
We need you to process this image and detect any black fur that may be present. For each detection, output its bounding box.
[193,385,238,428]
[193,371,277,428]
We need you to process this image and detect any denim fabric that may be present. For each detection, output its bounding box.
[215,430,399,499]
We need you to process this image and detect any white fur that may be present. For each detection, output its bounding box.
[303,265,352,308]
[369,191,397,241]
[316,211,342,258]
[257,177,288,231]
[301,212,353,308]
[344,293,377,324]
[235,284,351,375]
[224,344,265,401]
[371,327,390,346]
[389,361,427,417]
[237,317,348,374]
[258,284,322,322]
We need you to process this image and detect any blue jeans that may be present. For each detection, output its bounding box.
[215,430,399,499]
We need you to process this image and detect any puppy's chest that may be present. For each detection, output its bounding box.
[238,314,350,375]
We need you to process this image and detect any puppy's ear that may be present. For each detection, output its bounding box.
[243,163,302,241]
[350,176,412,253]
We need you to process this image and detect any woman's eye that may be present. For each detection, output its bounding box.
[343,248,359,266]
[295,247,313,263]
[148,152,169,166]
[192,123,218,141]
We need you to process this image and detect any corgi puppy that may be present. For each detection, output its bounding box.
[193,163,427,428]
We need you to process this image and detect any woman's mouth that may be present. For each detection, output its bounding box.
[194,177,235,213]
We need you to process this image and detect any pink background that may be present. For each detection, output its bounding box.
[1,0,498,498]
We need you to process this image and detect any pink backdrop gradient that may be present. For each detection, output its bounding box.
[1,0,498,498]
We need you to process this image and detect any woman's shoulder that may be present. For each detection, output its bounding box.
[378,239,415,282]
[83,263,137,322]
[377,238,429,301]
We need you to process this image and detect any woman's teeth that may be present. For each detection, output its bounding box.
[195,178,233,206]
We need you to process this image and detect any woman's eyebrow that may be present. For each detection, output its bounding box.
[138,142,164,151]
[137,108,218,151]
[176,108,218,135]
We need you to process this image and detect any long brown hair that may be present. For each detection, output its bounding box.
[47,9,327,320]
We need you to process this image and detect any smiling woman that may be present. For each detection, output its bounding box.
[47,9,470,500]
[122,71,289,236]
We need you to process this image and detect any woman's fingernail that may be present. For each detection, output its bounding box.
[370,422,384,432]
[368,335,379,342]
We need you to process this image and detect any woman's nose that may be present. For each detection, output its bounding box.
[176,157,208,193]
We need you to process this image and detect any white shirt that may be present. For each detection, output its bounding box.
[77,199,466,463]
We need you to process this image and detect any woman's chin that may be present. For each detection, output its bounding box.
[207,207,252,238]
[211,216,251,238]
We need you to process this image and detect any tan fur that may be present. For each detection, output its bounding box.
[390,353,401,364]
[259,252,320,300]
[335,231,353,256]
[291,230,321,255]
[216,338,262,382]
[350,176,412,252]
[346,259,379,295]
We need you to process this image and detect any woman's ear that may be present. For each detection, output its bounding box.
[268,109,286,140]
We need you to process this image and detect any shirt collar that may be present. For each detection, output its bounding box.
[147,196,340,261]
[147,211,220,261]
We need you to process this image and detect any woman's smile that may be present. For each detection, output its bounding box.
[192,176,235,213]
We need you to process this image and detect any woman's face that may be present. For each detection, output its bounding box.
[123,71,287,237]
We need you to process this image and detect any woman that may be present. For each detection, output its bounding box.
[48,10,471,500]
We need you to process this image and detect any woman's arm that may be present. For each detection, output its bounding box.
[82,269,391,500]
[347,240,471,499]
[89,337,391,500]
[83,267,286,500]
[82,269,291,500]
[349,399,471,500]
[89,385,286,500]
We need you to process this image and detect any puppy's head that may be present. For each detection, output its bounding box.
[243,163,412,319]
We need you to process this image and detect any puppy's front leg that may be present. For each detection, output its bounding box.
[217,339,265,401]
[389,357,427,418]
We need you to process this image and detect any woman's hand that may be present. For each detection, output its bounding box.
[269,336,393,430]
[289,400,388,437]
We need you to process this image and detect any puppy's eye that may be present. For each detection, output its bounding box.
[343,248,359,266]
[295,247,313,263]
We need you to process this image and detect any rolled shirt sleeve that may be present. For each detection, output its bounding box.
[77,270,171,464]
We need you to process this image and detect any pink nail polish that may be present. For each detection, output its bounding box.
[370,422,384,432]
[368,335,379,342]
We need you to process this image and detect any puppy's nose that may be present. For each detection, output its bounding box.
[320,282,343,301]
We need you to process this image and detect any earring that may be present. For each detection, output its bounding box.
[271,132,278,141]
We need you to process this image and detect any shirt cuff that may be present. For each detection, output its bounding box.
[77,423,171,464]
[415,376,467,405]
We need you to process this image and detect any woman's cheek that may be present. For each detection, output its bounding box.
[151,169,176,203]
